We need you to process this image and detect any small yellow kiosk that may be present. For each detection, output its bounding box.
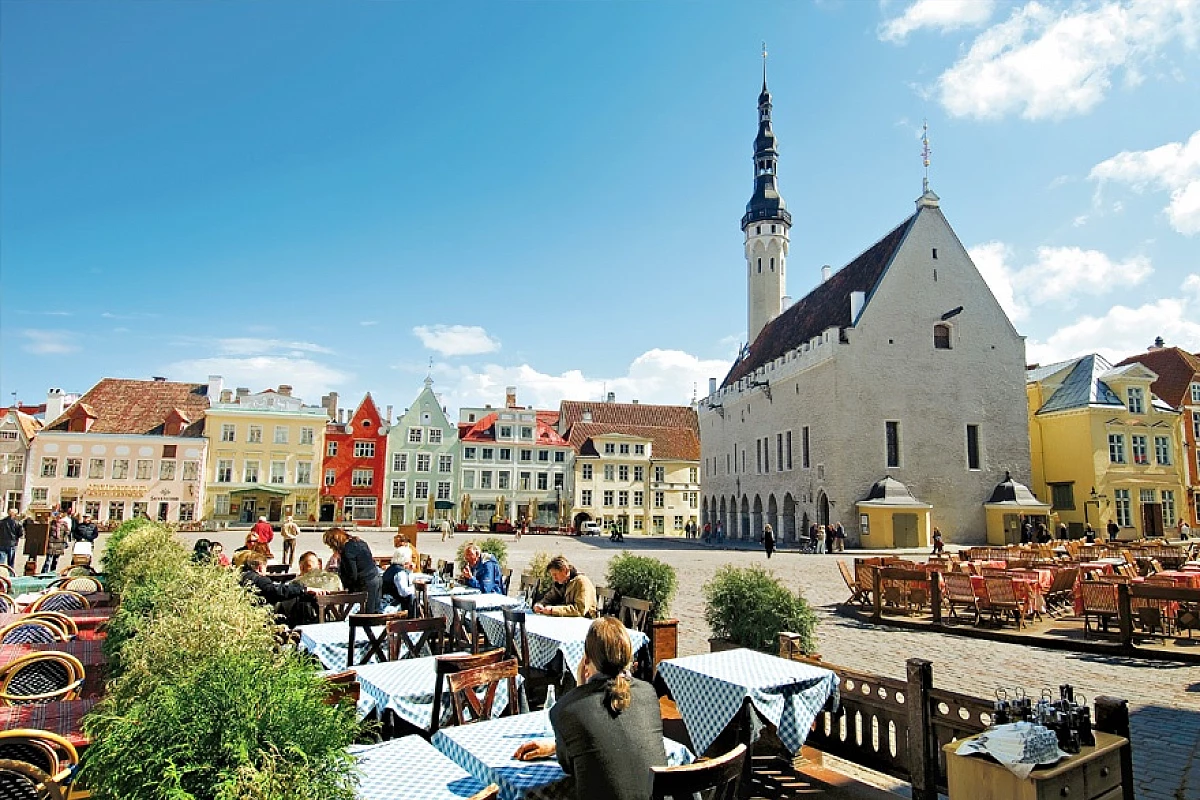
[984,471,1051,545]
[856,476,932,550]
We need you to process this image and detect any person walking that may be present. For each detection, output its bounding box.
[280,515,300,567]
[763,523,776,559]
[832,521,846,552]
[702,522,711,544]
[816,524,827,555]
[0,508,24,568]
[714,520,724,545]
[931,527,945,555]
[439,517,453,542]
[1106,519,1120,542]
[1179,519,1192,541]
[45,512,69,573]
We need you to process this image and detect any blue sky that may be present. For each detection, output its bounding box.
[3,1,1198,416]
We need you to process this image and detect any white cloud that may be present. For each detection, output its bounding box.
[936,1,1199,120]
[431,348,730,412]
[360,320,379,327]
[413,325,501,357]
[1090,129,1200,235]
[162,356,350,402]
[216,338,335,356]
[880,0,997,42]
[21,330,79,355]
[969,242,1152,321]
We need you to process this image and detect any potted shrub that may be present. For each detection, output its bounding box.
[605,551,679,667]
[703,564,818,654]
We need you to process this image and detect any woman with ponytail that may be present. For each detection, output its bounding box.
[513,617,667,799]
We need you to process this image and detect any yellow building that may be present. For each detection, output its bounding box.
[202,380,329,526]
[1027,355,1187,540]
[558,401,700,535]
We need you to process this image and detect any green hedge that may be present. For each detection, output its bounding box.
[703,564,818,653]
[604,551,677,621]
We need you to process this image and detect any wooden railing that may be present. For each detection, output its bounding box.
[778,633,1135,800]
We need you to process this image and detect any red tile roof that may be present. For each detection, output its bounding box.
[722,214,916,387]
[44,378,211,437]
[559,401,701,461]
[559,401,698,430]
[459,412,569,447]
[566,422,700,461]
[3,409,42,441]
[1115,347,1200,408]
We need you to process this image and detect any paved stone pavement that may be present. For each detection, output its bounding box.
[188,528,1200,800]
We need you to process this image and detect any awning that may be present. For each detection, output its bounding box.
[434,501,455,510]
[229,485,291,496]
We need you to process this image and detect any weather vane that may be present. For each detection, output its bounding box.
[921,119,931,194]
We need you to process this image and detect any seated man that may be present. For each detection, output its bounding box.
[459,542,505,594]
[533,555,597,617]
[291,551,343,591]
[381,546,415,613]
[239,552,325,626]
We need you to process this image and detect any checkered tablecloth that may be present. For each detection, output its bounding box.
[298,620,390,670]
[657,649,839,756]
[0,610,112,633]
[476,612,649,678]
[350,735,489,799]
[427,584,482,599]
[432,709,692,800]
[0,698,97,747]
[350,656,523,730]
[429,593,524,624]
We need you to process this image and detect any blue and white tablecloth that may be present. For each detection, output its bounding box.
[429,592,524,623]
[657,649,840,756]
[432,709,692,800]
[350,734,489,799]
[476,612,649,679]
[298,620,381,670]
[350,656,524,730]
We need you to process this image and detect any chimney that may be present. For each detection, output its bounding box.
[1151,336,1165,350]
[582,410,593,423]
[708,377,717,396]
[821,265,832,282]
[338,409,345,424]
[207,375,224,404]
[606,392,615,403]
[505,386,517,408]
[385,405,393,424]
[632,399,639,404]
[850,291,865,323]
[45,389,65,424]
[220,389,233,403]
[324,392,339,419]
[277,384,292,397]
[152,376,167,382]
[781,295,792,311]
[236,387,250,399]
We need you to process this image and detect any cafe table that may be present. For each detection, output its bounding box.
[299,619,395,670]
[476,611,649,679]
[657,649,839,758]
[350,734,490,800]
[429,592,523,623]
[347,656,524,730]
[432,709,692,800]
[8,574,62,596]
[0,608,112,632]
[0,698,98,748]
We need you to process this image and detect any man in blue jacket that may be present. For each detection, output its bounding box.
[460,542,505,594]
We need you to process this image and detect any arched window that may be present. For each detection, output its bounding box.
[934,323,952,349]
[770,257,775,272]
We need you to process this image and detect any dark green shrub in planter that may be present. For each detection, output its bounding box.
[523,551,555,596]
[605,551,678,621]
[456,536,508,569]
[703,564,818,653]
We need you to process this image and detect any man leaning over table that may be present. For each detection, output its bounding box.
[533,555,597,617]
[459,542,505,594]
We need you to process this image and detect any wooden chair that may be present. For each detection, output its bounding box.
[347,612,408,667]
[429,649,506,735]
[837,561,866,606]
[322,670,361,708]
[1044,567,1079,616]
[941,572,981,625]
[22,614,77,639]
[0,653,85,706]
[445,658,520,726]
[596,586,619,616]
[0,594,16,614]
[412,581,432,619]
[853,562,876,606]
[982,578,1025,629]
[465,786,500,800]
[0,621,65,646]
[619,597,654,634]
[501,568,513,596]
[500,607,554,707]
[519,573,541,606]
[650,742,746,800]
[316,592,367,623]
[27,592,88,613]
[50,576,102,594]
[439,560,456,581]
[1080,582,1120,639]
[450,596,486,654]
[387,617,447,660]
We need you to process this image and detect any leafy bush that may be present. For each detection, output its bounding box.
[523,551,555,596]
[703,564,818,653]
[605,551,678,621]
[456,537,508,569]
[101,519,178,594]
[81,650,359,800]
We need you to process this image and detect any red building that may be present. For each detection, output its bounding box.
[320,394,387,525]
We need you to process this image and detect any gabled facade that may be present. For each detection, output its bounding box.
[1027,355,1188,539]
[25,379,212,523]
[1116,342,1200,527]
[319,394,387,525]
[384,378,460,526]
[0,408,41,511]
[457,387,571,528]
[559,400,700,535]
[202,380,327,525]
[698,78,1031,547]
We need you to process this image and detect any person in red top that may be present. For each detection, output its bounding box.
[251,516,275,545]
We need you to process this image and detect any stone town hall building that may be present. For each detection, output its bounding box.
[698,73,1033,547]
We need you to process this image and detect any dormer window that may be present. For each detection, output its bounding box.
[1191,383,1200,404]
[934,323,952,350]
[1127,387,1144,414]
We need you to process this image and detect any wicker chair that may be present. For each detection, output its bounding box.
[0,576,10,595]
[0,757,68,800]
[0,729,78,789]
[983,578,1026,629]
[942,572,981,625]
[0,564,14,579]
[0,653,85,706]
[0,594,16,614]
[50,576,102,594]
[1080,582,1120,639]
[21,614,77,639]
[0,622,65,646]
[27,592,88,613]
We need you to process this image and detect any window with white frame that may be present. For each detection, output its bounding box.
[159,460,176,481]
[136,460,152,480]
[438,455,453,473]
[633,490,644,506]
[296,462,312,484]
[88,458,105,479]
[295,500,309,518]
[270,461,286,484]
[1192,383,1200,404]
[461,471,475,489]
[654,466,665,482]
[1193,412,1200,439]
[325,469,336,486]
[633,466,643,482]
[216,459,233,482]
[538,450,549,462]
[354,441,375,458]
[582,463,593,480]
[327,441,338,457]
[1162,490,1177,527]
[689,467,699,483]
[343,496,377,521]
[1154,436,1171,465]
[393,453,407,472]
[603,491,614,507]
[520,449,532,462]
[618,491,628,506]
[689,492,698,508]
[555,451,565,463]
[674,515,684,530]
[182,460,199,481]
[65,459,81,478]
[464,447,477,460]
[244,461,260,483]
[0,431,15,441]
[32,487,48,504]
[499,448,512,461]
[1127,387,1144,414]
[581,490,592,506]
[1108,434,1126,464]
[652,515,664,534]
[632,516,644,531]
[437,481,451,500]
[482,448,494,460]
[391,480,406,499]
[221,424,235,442]
[428,428,442,444]
[654,491,665,508]
[498,471,510,490]
[619,443,629,455]
[7,455,23,475]
[416,454,431,472]
[408,428,422,443]
[1114,488,1131,527]
[519,471,531,491]
[618,465,629,481]
[84,501,101,518]
[604,465,615,481]
[179,503,195,522]
[274,426,288,444]
[3,490,22,510]
[499,425,512,439]
[111,459,127,479]
[537,472,548,490]
[1131,435,1148,465]
[480,471,493,489]
[634,444,645,455]
[414,481,429,499]
[300,427,314,445]
[108,500,126,520]
[352,469,373,487]
[521,426,533,439]
[248,425,262,443]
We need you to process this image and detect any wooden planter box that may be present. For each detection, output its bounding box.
[649,618,678,668]
[708,637,740,653]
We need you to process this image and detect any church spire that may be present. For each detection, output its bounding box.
[742,44,790,229]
